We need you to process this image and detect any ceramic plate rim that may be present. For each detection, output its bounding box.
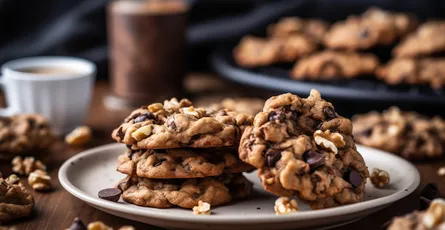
[59,143,420,224]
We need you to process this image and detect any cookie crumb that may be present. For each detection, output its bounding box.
[193,200,211,215]
[438,167,445,176]
[370,168,390,188]
[65,126,92,146]
[274,197,299,215]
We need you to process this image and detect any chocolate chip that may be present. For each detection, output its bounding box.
[323,106,337,119]
[268,111,286,122]
[290,111,299,121]
[98,188,121,202]
[313,121,323,130]
[359,28,369,38]
[415,137,426,148]
[154,158,167,167]
[303,150,325,170]
[69,217,87,230]
[116,127,125,140]
[420,197,432,211]
[206,154,224,164]
[420,183,441,210]
[134,112,155,123]
[264,150,281,167]
[27,119,36,129]
[343,168,362,188]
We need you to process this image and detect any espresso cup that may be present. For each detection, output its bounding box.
[0,57,96,135]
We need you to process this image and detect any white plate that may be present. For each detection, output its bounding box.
[59,143,419,230]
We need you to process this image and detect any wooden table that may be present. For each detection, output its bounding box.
[4,76,443,230]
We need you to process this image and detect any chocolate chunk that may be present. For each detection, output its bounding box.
[134,112,155,123]
[359,28,369,38]
[343,168,362,188]
[27,119,36,129]
[314,121,323,130]
[69,217,87,230]
[98,188,122,202]
[268,111,286,122]
[323,106,337,119]
[116,127,125,140]
[415,137,426,148]
[264,150,282,167]
[420,183,440,210]
[290,111,299,121]
[303,150,325,170]
[206,154,224,164]
[154,158,167,167]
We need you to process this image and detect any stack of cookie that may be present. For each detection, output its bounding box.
[111,98,254,209]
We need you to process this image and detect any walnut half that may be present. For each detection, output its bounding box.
[28,170,52,191]
[12,156,47,176]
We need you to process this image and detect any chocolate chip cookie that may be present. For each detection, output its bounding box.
[117,174,252,208]
[267,17,329,42]
[117,148,254,179]
[112,98,253,149]
[290,51,379,80]
[388,198,445,230]
[376,58,445,89]
[238,90,369,208]
[207,98,265,116]
[0,114,55,159]
[393,21,445,57]
[352,107,445,160]
[233,35,317,68]
[324,7,417,50]
[0,174,35,223]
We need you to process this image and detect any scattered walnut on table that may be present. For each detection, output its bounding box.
[193,200,211,215]
[12,156,47,176]
[274,197,299,215]
[65,126,92,146]
[28,169,52,191]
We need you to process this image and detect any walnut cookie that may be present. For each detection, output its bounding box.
[117,174,253,208]
[112,98,253,149]
[117,148,254,179]
[238,90,369,209]
[0,174,35,223]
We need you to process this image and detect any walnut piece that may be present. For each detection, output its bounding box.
[12,156,47,176]
[423,198,445,228]
[438,167,445,176]
[370,168,390,188]
[274,197,299,215]
[193,200,211,215]
[313,130,345,154]
[87,221,113,230]
[65,126,92,146]
[28,170,52,191]
[131,125,152,141]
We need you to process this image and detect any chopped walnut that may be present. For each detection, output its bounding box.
[370,168,390,188]
[274,197,299,215]
[65,126,92,146]
[423,198,445,228]
[438,167,445,176]
[12,156,47,176]
[265,177,275,185]
[5,174,20,185]
[118,227,135,230]
[87,221,113,230]
[148,103,164,113]
[181,106,206,118]
[313,130,345,154]
[28,170,52,191]
[131,125,152,141]
[193,200,211,215]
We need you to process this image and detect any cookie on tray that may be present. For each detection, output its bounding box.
[117,174,253,208]
[207,98,265,116]
[117,148,254,179]
[233,35,317,68]
[0,114,55,159]
[290,51,379,80]
[238,90,369,209]
[267,17,329,42]
[324,7,417,50]
[352,107,445,160]
[376,58,445,89]
[393,21,445,57]
[112,98,253,149]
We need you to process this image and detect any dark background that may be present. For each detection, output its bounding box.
[0,0,444,79]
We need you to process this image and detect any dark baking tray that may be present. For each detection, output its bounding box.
[211,46,445,105]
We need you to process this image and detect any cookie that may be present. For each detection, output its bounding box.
[393,21,445,57]
[233,35,317,68]
[0,114,55,159]
[352,107,445,160]
[324,7,417,50]
[388,199,445,230]
[290,51,379,80]
[238,90,369,208]
[0,175,35,223]
[376,58,445,89]
[117,148,254,179]
[112,98,253,149]
[207,98,265,116]
[267,17,329,42]
[117,174,252,208]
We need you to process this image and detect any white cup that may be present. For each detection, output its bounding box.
[0,57,96,135]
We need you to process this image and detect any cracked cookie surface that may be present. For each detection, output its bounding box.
[112,98,253,149]
[117,148,254,179]
[117,174,252,208]
[238,90,369,208]
[353,107,445,160]
[0,175,35,223]
[267,17,329,42]
[290,51,379,80]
